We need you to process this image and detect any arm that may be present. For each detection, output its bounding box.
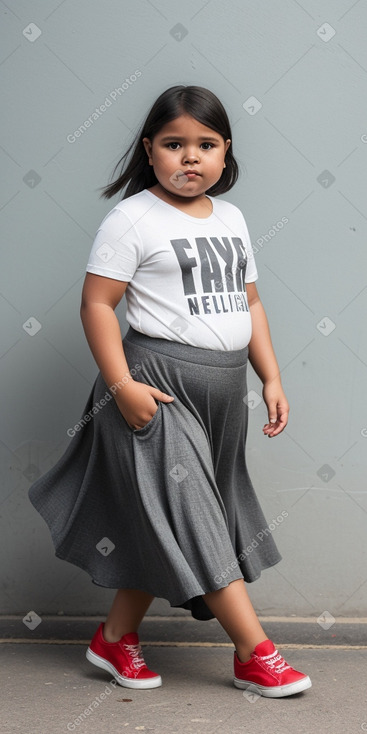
[80,273,174,430]
[246,282,289,438]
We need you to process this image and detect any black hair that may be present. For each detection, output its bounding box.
[99,85,239,200]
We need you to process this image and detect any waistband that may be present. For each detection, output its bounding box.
[123,327,249,368]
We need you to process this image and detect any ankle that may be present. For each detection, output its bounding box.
[102,622,136,643]
[235,646,252,664]
[236,635,269,663]
[102,624,121,643]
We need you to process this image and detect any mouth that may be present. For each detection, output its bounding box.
[179,170,201,177]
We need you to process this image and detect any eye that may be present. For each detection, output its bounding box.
[167,142,181,150]
[201,142,214,150]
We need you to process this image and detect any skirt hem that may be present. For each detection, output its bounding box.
[54,550,282,611]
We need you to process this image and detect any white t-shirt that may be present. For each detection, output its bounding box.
[86,189,258,351]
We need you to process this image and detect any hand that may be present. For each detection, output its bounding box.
[262,380,289,438]
[115,380,174,431]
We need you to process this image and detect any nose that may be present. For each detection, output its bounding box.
[183,148,200,164]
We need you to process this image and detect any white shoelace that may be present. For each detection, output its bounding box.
[258,649,291,675]
[123,643,146,670]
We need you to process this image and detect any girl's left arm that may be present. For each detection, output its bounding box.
[246,282,289,438]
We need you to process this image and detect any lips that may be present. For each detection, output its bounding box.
[181,170,201,176]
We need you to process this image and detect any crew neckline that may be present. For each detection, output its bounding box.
[144,189,215,223]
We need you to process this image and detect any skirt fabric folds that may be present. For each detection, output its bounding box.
[28,326,281,620]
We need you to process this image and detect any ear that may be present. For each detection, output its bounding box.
[224,139,231,155]
[142,137,153,165]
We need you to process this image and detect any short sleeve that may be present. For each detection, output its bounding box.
[86,208,142,282]
[240,213,258,283]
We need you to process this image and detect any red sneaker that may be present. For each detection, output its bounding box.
[234,639,311,698]
[86,623,162,689]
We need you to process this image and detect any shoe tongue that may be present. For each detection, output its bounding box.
[253,639,276,656]
[121,632,139,645]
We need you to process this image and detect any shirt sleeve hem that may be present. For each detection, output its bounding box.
[245,274,259,283]
[86,265,133,282]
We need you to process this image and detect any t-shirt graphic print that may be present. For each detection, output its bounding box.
[170,233,249,316]
[86,189,258,351]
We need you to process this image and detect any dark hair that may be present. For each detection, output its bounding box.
[99,85,239,200]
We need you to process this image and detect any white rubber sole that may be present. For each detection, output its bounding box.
[86,647,162,689]
[233,674,312,698]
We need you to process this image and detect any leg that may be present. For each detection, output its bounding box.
[203,579,268,662]
[103,589,155,642]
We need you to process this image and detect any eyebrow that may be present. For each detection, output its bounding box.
[159,135,221,142]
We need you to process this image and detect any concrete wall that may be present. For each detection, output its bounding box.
[1,0,367,618]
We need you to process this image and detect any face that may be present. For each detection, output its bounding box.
[142,114,231,199]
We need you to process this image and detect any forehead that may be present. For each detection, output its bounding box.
[156,114,221,139]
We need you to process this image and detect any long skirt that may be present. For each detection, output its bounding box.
[28,326,281,620]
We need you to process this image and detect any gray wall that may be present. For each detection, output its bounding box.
[1,0,367,619]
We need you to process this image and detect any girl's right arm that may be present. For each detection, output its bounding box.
[80,273,174,430]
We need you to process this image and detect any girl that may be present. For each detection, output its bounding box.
[29,85,311,698]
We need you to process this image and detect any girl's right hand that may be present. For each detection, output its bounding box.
[115,380,174,431]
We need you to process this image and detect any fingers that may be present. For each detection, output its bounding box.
[263,410,288,437]
[151,387,174,403]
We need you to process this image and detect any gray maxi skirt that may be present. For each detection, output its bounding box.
[28,326,281,620]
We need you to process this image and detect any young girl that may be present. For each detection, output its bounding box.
[29,85,311,698]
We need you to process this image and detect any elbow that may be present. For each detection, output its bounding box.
[80,299,113,325]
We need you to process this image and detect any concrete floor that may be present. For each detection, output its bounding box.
[1,616,367,734]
